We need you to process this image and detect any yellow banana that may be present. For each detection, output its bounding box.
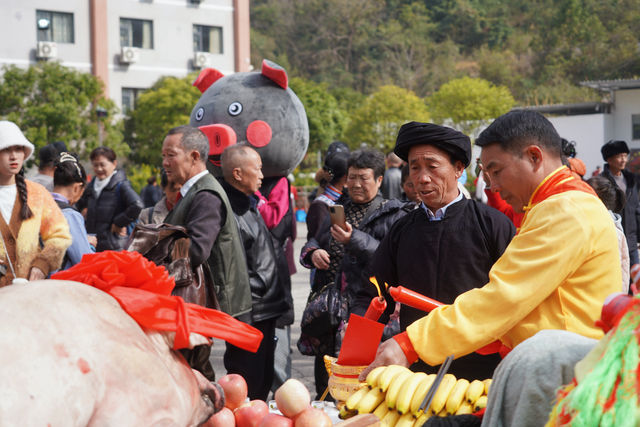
[455,402,473,415]
[381,410,401,427]
[357,387,386,414]
[429,373,457,415]
[413,412,430,427]
[373,400,390,420]
[437,408,448,417]
[395,372,428,415]
[395,413,416,427]
[474,395,488,412]
[345,385,370,411]
[465,380,485,405]
[339,404,357,420]
[409,374,436,416]
[366,366,387,389]
[385,370,414,410]
[379,365,411,392]
[445,378,470,415]
[483,379,492,395]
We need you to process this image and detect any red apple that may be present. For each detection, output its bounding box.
[219,374,249,410]
[258,413,294,427]
[294,407,331,427]
[234,400,269,427]
[204,407,235,427]
[274,379,311,418]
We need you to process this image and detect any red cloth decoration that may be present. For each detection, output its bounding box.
[523,166,597,218]
[52,251,263,352]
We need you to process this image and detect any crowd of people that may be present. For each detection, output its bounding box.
[0,109,637,425]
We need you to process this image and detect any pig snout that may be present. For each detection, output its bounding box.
[202,381,225,414]
[192,369,225,424]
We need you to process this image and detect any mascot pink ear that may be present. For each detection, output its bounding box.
[261,60,288,89]
[193,68,225,93]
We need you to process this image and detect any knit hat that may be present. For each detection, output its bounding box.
[394,121,472,166]
[0,121,34,161]
[601,140,629,162]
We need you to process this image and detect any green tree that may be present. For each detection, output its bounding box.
[0,62,124,162]
[289,77,347,153]
[344,85,429,152]
[428,77,514,136]
[125,74,201,165]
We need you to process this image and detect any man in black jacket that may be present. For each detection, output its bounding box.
[220,144,289,401]
[600,139,640,267]
[366,122,515,380]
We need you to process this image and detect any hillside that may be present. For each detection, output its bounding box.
[250,0,640,106]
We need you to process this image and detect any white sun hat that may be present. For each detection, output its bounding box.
[0,121,35,161]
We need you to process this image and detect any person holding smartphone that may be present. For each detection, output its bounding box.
[299,148,414,399]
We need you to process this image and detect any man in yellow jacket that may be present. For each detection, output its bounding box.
[361,110,621,379]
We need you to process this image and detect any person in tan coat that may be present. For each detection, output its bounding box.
[0,121,70,287]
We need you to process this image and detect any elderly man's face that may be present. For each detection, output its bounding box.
[162,133,194,186]
[408,144,463,210]
[237,150,264,195]
[480,143,537,213]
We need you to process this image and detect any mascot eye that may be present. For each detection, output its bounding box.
[228,102,243,116]
[195,107,205,121]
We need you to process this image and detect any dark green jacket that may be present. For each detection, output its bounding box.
[164,173,252,318]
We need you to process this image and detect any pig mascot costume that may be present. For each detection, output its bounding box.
[190,59,309,391]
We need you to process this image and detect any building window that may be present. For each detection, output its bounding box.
[36,10,74,43]
[193,25,223,54]
[120,18,153,49]
[122,88,145,115]
[633,114,640,140]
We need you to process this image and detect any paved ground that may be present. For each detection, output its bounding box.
[210,222,316,397]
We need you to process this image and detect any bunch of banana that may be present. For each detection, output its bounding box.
[340,365,493,426]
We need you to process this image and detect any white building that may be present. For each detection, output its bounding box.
[522,79,640,176]
[0,0,250,114]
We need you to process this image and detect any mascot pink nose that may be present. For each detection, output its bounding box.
[198,124,237,155]
[246,120,272,148]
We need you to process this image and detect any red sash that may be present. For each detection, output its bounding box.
[521,166,597,226]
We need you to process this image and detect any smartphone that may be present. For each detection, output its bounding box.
[329,204,346,229]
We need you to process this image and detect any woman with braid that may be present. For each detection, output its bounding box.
[51,152,95,270]
[0,121,71,287]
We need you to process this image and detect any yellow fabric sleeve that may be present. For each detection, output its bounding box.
[406,191,621,366]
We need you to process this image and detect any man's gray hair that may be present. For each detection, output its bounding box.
[221,144,257,181]
[167,125,209,163]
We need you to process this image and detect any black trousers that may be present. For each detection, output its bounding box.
[224,318,277,401]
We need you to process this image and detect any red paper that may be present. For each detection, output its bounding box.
[337,314,384,365]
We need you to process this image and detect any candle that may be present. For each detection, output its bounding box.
[364,295,387,321]
[388,286,443,312]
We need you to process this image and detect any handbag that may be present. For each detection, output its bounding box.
[126,223,219,309]
[299,281,347,339]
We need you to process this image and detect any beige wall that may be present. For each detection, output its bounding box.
[0,0,248,113]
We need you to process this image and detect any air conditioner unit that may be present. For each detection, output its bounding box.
[37,41,57,59]
[120,46,140,64]
[194,51,210,68]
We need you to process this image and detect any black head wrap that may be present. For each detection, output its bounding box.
[394,122,471,167]
[601,140,629,161]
